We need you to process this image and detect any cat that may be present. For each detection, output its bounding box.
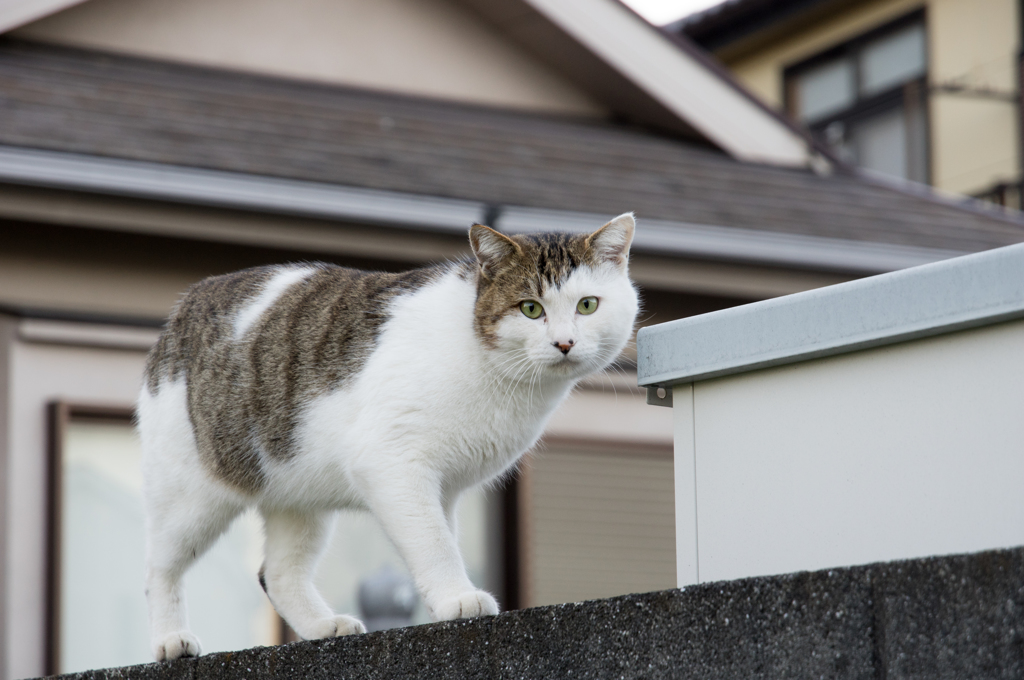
[137,213,639,661]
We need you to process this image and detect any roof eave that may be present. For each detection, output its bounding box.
[0,0,89,34]
[0,145,970,275]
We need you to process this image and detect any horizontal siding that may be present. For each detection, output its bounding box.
[527,449,676,606]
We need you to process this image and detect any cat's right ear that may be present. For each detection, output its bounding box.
[469,224,520,280]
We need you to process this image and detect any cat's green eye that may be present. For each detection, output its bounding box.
[520,300,544,319]
[577,296,599,315]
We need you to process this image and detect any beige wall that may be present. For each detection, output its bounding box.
[722,0,1020,196]
[929,0,1019,193]
[11,0,604,116]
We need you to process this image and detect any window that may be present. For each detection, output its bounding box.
[786,15,928,183]
[49,405,279,674]
[48,403,500,672]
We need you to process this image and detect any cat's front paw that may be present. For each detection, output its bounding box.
[432,590,499,621]
[152,630,201,661]
[306,614,367,639]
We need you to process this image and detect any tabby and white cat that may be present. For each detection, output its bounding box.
[137,214,639,661]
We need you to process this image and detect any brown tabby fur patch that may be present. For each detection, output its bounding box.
[145,264,442,494]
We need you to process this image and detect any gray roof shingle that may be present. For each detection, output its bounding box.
[0,38,1021,255]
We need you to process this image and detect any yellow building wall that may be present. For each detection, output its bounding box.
[724,0,924,108]
[722,0,1020,197]
[929,0,1019,194]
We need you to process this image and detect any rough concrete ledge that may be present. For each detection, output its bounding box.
[49,547,1024,680]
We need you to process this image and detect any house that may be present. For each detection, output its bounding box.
[671,0,1024,206]
[1,0,1022,677]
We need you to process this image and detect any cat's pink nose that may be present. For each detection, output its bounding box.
[553,339,575,355]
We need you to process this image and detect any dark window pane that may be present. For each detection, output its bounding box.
[796,57,855,122]
[860,23,926,96]
[852,107,907,179]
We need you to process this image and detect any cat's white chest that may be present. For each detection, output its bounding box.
[283,272,569,506]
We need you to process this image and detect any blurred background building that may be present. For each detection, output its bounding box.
[0,0,1021,677]
[671,0,1024,206]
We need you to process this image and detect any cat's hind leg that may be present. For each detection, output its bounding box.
[144,489,242,660]
[140,380,246,661]
[259,508,367,639]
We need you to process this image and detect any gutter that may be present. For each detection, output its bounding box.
[0,145,486,234]
[0,145,966,274]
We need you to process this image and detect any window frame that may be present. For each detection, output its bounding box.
[46,402,137,676]
[783,10,930,183]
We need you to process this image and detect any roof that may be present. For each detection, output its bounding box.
[669,0,848,51]
[457,0,816,166]
[2,0,817,167]
[0,39,1021,263]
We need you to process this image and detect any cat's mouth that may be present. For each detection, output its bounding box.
[548,353,581,371]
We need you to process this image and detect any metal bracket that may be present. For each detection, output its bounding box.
[645,385,673,407]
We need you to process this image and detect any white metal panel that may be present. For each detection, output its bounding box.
[672,385,698,587]
[691,319,1024,584]
[639,241,1024,388]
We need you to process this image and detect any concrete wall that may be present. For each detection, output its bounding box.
[721,0,1020,196]
[10,0,604,116]
[35,546,1024,680]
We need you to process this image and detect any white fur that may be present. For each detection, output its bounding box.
[233,266,316,340]
[139,219,638,659]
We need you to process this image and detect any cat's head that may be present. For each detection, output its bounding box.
[469,213,639,381]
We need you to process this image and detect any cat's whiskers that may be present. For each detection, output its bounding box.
[494,354,536,414]
[489,350,530,377]
[526,362,544,407]
[480,349,530,393]
[599,366,619,404]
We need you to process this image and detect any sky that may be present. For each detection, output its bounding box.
[622,0,724,25]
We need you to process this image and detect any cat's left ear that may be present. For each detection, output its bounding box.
[586,212,635,269]
[470,224,522,280]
